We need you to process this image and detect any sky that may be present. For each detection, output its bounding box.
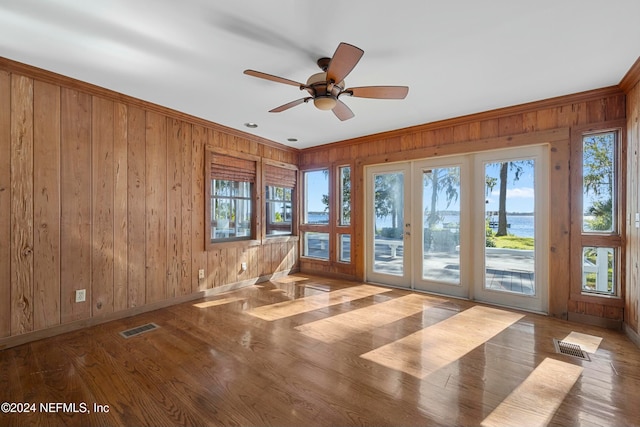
[484,162,535,214]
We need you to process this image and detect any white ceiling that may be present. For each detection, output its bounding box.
[1,0,639,149]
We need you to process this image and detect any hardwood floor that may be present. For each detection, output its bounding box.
[1,274,639,426]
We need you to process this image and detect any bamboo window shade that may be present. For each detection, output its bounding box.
[264,163,296,188]
[210,154,256,183]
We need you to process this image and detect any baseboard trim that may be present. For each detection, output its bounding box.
[0,269,297,351]
[567,312,623,330]
[623,323,640,349]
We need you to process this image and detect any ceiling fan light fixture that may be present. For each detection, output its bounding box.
[244,42,408,120]
[314,95,337,111]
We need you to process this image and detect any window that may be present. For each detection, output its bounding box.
[577,129,622,297]
[303,232,329,260]
[339,234,351,262]
[582,247,615,295]
[582,132,616,233]
[303,169,329,224]
[265,186,292,236]
[301,169,329,259]
[339,166,351,226]
[300,165,353,263]
[207,152,256,244]
[264,162,296,237]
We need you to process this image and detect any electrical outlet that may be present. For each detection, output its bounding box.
[75,289,86,303]
[241,262,247,271]
[198,269,205,279]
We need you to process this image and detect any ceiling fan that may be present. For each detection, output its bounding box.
[244,42,409,121]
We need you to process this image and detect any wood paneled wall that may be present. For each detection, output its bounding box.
[0,58,298,347]
[299,86,627,323]
[622,58,640,336]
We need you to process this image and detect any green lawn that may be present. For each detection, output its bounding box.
[494,235,535,250]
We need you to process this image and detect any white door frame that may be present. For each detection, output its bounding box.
[364,162,412,288]
[411,156,471,298]
[472,145,549,313]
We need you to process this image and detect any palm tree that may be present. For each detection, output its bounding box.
[492,160,533,236]
[423,168,460,230]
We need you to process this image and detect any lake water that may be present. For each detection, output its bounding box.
[308,212,535,238]
[487,215,534,238]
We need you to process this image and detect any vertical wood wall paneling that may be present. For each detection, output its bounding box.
[33,80,61,330]
[126,106,146,308]
[548,140,571,319]
[113,102,128,312]
[627,82,640,331]
[635,84,640,331]
[237,248,248,281]
[207,249,220,288]
[145,111,167,303]
[226,247,237,284]
[190,125,207,291]
[0,58,303,345]
[10,74,34,335]
[91,97,115,315]
[166,119,183,299]
[180,122,192,296]
[60,88,92,323]
[0,70,11,337]
[248,246,258,279]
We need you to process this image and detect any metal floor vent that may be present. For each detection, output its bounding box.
[119,322,159,339]
[553,338,590,361]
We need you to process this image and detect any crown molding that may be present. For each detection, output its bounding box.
[619,56,640,93]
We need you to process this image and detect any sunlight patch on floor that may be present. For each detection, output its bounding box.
[561,331,603,354]
[295,294,447,343]
[271,276,310,284]
[360,305,524,378]
[193,297,246,308]
[481,357,583,427]
[246,285,390,321]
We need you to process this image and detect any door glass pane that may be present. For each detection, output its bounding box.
[422,167,460,284]
[582,247,615,295]
[373,172,404,276]
[484,160,535,295]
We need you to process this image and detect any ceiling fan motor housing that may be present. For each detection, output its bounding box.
[306,72,344,110]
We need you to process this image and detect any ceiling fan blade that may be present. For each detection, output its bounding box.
[269,97,311,113]
[326,42,364,84]
[244,70,304,87]
[345,86,409,99]
[332,99,355,121]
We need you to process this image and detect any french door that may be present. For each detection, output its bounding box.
[365,163,412,287]
[472,147,548,312]
[365,146,549,313]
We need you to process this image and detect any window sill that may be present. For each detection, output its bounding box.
[264,235,299,244]
[570,291,624,307]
